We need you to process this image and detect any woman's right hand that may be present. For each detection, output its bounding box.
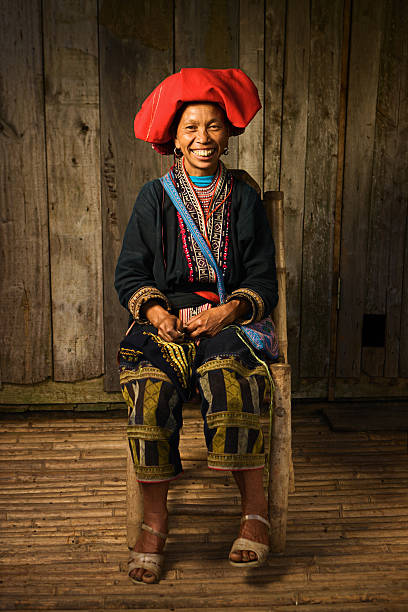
[142,301,185,343]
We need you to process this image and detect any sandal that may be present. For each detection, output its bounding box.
[229,514,270,568]
[128,523,168,584]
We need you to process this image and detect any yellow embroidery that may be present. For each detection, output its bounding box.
[227,288,265,323]
[207,452,265,468]
[127,425,172,440]
[128,286,171,320]
[196,357,266,379]
[134,464,176,479]
[142,332,196,389]
[206,411,261,429]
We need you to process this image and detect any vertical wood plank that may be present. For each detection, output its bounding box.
[391,0,408,377]
[279,0,310,390]
[401,214,408,376]
[299,0,343,379]
[382,0,408,377]
[328,0,351,401]
[336,0,385,377]
[43,0,103,382]
[238,0,264,190]
[264,0,286,192]
[0,0,51,383]
[361,0,405,377]
[175,0,240,169]
[100,0,174,391]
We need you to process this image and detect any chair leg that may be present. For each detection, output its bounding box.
[127,445,143,549]
[268,363,292,553]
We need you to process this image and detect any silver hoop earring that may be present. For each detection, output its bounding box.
[223,146,229,156]
[174,147,182,158]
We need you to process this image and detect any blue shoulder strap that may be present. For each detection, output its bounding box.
[160,172,227,303]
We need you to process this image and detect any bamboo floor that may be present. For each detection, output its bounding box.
[0,403,408,611]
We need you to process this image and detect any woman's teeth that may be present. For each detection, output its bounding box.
[191,149,215,157]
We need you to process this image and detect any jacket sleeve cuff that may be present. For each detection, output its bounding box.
[226,288,265,324]
[128,287,171,321]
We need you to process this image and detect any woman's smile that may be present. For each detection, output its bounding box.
[190,148,216,158]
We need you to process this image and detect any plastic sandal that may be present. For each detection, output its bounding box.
[128,523,168,584]
[229,514,270,568]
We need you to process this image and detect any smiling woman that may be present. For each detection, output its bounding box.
[174,103,230,176]
[114,68,279,584]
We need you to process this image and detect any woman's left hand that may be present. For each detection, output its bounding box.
[185,299,250,339]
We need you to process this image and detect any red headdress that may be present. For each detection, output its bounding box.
[133,68,261,154]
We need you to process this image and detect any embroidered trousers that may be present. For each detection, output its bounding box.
[119,326,271,482]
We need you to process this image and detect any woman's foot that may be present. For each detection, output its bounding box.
[230,469,269,563]
[229,513,270,563]
[129,512,168,584]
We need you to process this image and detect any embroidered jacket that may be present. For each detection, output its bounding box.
[115,176,278,324]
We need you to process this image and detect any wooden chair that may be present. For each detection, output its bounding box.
[127,187,293,554]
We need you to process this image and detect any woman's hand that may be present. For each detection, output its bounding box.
[185,299,250,339]
[142,301,185,343]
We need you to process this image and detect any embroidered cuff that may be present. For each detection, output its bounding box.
[208,452,265,470]
[128,286,171,321]
[226,288,265,324]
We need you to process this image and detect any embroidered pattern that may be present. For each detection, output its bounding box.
[226,288,265,323]
[142,331,196,391]
[172,158,232,284]
[128,286,171,321]
[207,452,265,469]
[178,302,212,325]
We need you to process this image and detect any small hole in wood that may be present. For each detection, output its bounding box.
[362,314,386,347]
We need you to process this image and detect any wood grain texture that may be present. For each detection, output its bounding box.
[335,375,408,399]
[0,377,123,405]
[99,0,174,391]
[238,0,264,190]
[279,0,310,391]
[175,0,240,169]
[1,404,408,608]
[363,0,408,378]
[0,0,51,384]
[381,0,408,377]
[328,0,351,400]
[336,0,385,377]
[43,0,103,382]
[264,0,286,191]
[300,0,343,379]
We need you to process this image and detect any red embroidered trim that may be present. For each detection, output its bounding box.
[177,212,194,282]
[222,205,231,271]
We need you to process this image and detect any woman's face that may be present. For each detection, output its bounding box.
[174,103,229,176]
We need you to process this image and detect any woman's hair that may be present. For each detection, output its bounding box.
[170,102,232,142]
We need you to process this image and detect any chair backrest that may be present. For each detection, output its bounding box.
[230,170,288,364]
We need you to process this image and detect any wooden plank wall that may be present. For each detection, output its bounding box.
[99,0,173,391]
[336,0,408,384]
[0,0,407,400]
[43,0,104,381]
[0,0,52,385]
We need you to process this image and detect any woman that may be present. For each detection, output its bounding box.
[115,68,278,584]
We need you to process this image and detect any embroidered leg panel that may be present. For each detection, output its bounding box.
[120,365,183,482]
[196,359,270,470]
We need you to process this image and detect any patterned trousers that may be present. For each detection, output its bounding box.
[119,326,271,482]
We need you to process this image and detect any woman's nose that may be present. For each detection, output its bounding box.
[196,127,210,142]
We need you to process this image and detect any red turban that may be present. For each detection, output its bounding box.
[133,68,261,154]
